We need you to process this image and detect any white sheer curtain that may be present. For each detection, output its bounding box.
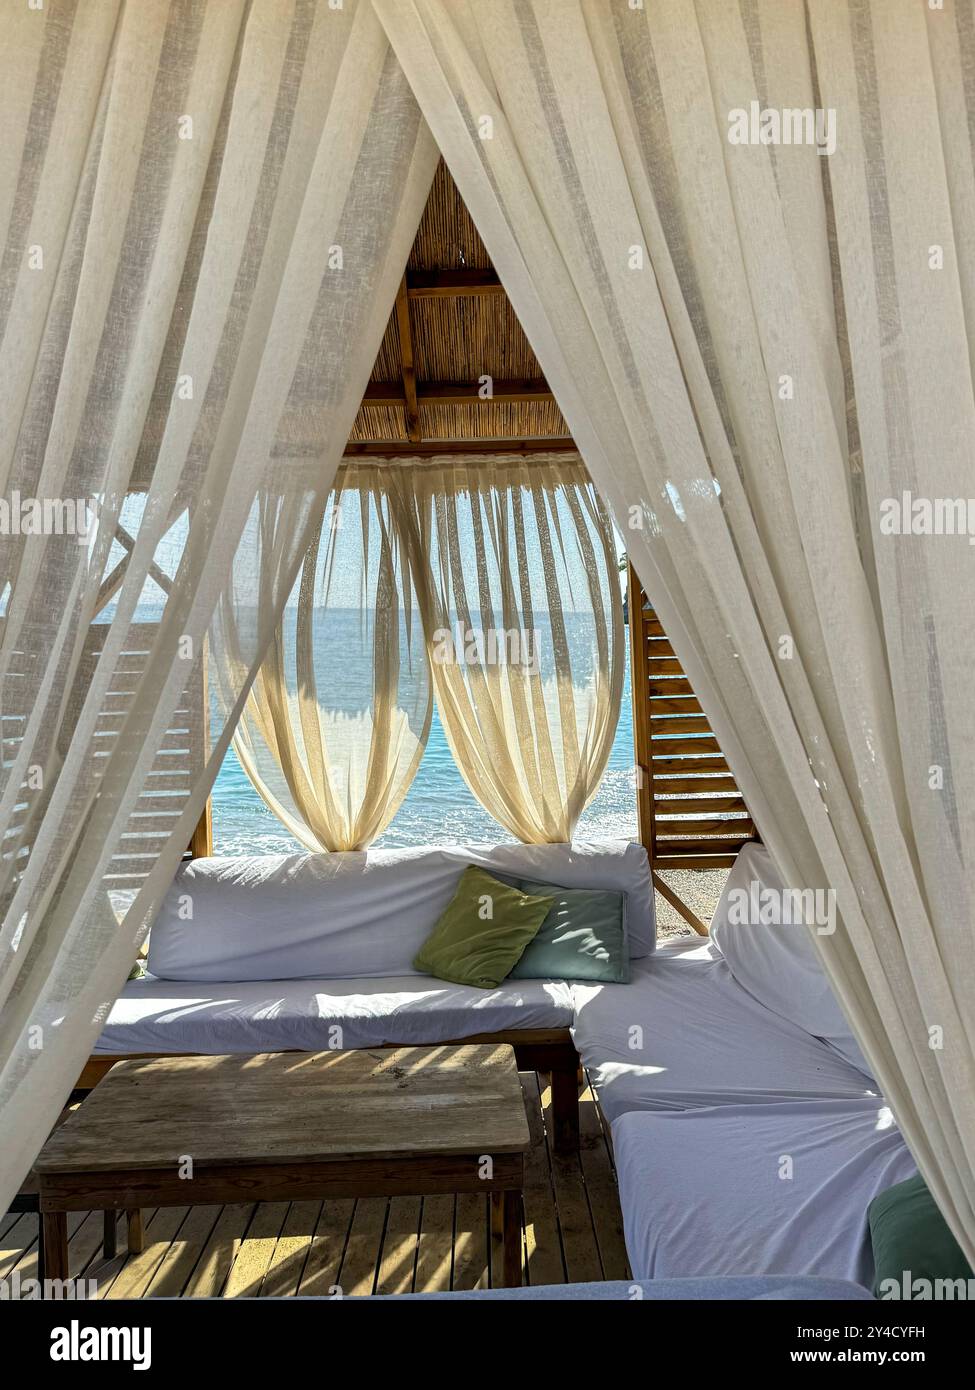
[0,0,436,1211]
[396,454,624,843]
[216,466,432,852]
[375,0,975,1256]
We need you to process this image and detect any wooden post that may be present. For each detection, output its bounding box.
[126,1208,145,1255]
[627,562,655,864]
[42,1212,69,1282]
[501,1190,522,1288]
[187,634,213,858]
[550,1061,580,1154]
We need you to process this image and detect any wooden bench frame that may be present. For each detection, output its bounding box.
[77,1027,581,1154]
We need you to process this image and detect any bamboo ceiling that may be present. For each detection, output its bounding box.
[346,161,572,456]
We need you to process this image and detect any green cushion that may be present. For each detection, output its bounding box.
[869,1174,973,1298]
[412,865,553,990]
[508,878,629,983]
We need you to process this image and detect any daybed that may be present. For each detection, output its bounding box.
[86,837,916,1292]
[571,842,916,1287]
[87,840,656,1152]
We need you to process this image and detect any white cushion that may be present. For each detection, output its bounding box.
[571,940,876,1125]
[147,840,654,982]
[613,1098,916,1284]
[94,974,575,1055]
[709,842,871,1075]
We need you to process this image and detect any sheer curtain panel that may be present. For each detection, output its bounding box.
[0,0,436,1211]
[375,0,975,1256]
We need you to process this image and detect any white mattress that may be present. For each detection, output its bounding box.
[613,1098,917,1285]
[571,940,876,1124]
[93,974,575,1055]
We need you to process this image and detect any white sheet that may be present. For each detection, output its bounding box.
[571,940,876,1125]
[93,974,575,1055]
[147,839,655,982]
[613,1099,917,1285]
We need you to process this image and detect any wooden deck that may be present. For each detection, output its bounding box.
[2,1073,629,1297]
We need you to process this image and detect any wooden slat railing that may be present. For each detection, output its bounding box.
[627,564,757,875]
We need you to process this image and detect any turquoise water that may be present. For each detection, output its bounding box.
[211,646,638,854]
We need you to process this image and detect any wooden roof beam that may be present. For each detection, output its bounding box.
[344,437,577,458]
[363,377,554,408]
[406,268,502,298]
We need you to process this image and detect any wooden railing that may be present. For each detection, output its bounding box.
[628,564,756,887]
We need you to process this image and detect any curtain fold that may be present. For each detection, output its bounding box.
[373,0,975,1256]
[396,453,624,844]
[0,0,437,1211]
[216,466,433,853]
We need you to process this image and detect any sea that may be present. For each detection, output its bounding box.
[212,643,638,855]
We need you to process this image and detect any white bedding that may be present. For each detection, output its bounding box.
[93,974,575,1055]
[571,940,876,1125]
[613,1098,917,1284]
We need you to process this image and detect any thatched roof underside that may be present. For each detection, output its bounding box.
[346,162,571,455]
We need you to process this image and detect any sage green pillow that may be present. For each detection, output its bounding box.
[508,878,629,983]
[412,865,554,990]
[869,1173,973,1298]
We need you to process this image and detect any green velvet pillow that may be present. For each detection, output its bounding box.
[412,866,554,989]
[508,878,629,983]
[869,1174,973,1298]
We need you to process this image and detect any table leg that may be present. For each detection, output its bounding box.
[501,1190,522,1288]
[42,1211,69,1282]
[126,1208,144,1255]
[103,1209,117,1259]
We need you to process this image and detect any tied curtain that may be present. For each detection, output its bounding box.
[225,453,624,849]
[0,0,437,1212]
[217,469,433,853]
[399,455,625,844]
[374,0,975,1256]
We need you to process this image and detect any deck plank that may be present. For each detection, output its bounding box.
[7,1069,627,1298]
[145,1204,223,1297]
[539,1072,604,1283]
[297,1200,354,1296]
[518,1072,566,1287]
[337,1198,388,1296]
[578,1080,630,1281]
[451,1192,489,1290]
[260,1201,322,1297]
[413,1194,454,1292]
[374,1195,421,1295]
[182,1203,256,1297]
[223,1201,289,1298]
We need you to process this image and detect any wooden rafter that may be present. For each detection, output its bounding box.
[406,268,502,298]
[363,377,553,408]
[344,438,576,459]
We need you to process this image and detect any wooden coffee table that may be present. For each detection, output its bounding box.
[35,1044,530,1290]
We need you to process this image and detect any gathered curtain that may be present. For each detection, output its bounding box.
[396,454,624,843]
[374,0,975,1258]
[229,453,623,849]
[0,0,437,1212]
[216,467,433,853]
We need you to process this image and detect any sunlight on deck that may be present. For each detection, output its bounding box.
[2,1074,628,1297]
